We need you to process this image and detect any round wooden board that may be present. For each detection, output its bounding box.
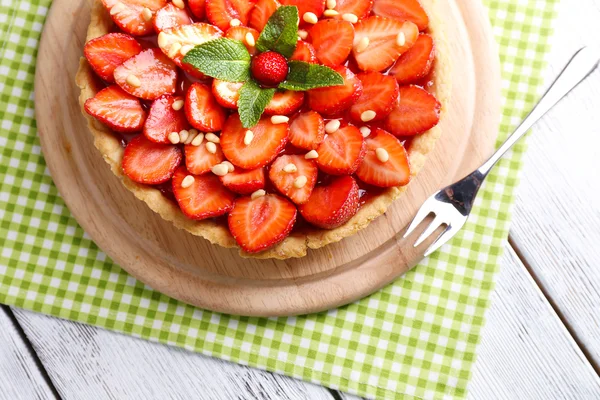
[35,0,501,317]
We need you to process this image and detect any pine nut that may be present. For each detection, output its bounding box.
[184,130,197,145]
[230,18,241,27]
[342,13,358,23]
[222,161,235,173]
[126,74,141,88]
[359,126,371,138]
[179,130,189,143]
[360,110,376,122]
[397,32,406,47]
[181,175,195,188]
[172,99,184,111]
[323,9,338,17]
[298,30,308,40]
[271,115,289,124]
[157,32,168,48]
[245,32,256,47]
[303,12,318,24]
[172,0,185,9]
[293,175,307,189]
[251,189,266,200]
[355,37,370,53]
[205,133,220,143]
[376,148,389,163]
[110,2,126,15]
[206,142,217,154]
[244,130,254,146]
[283,163,297,173]
[325,119,341,133]
[211,163,229,177]
[168,132,180,144]
[142,7,153,21]
[191,132,205,146]
[326,0,336,9]
[305,150,319,160]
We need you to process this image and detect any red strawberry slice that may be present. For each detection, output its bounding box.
[114,48,178,100]
[122,135,182,184]
[356,128,411,187]
[249,0,280,31]
[353,17,418,72]
[188,0,207,19]
[384,85,441,137]
[332,0,373,20]
[299,176,359,229]
[220,167,266,194]
[144,95,190,143]
[84,85,147,133]
[372,0,429,31]
[172,166,236,220]
[390,34,435,85]
[212,79,243,109]
[269,155,318,205]
[307,66,362,116]
[290,40,318,63]
[185,82,227,132]
[288,111,325,150]
[101,0,167,36]
[280,0,325,22]
[349,72,399,123]
[316,125,366,175]
[221,114,289,169]
[226,26,260,55]
[84,33,142,83]
[206,0,257,31]
[153,3,192,33]
[228,194,297,253]
[309,20,354,67]
[264,91,305,115]
[184,142,226,175]
[157,23,223,76]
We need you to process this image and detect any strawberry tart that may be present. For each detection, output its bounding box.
[76,0,450,259]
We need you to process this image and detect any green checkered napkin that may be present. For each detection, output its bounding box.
[0,1,557,398]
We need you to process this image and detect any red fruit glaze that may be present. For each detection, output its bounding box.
[220,168,266,194]
[122,135,182,185]
[185,82,227,132]
[84,33,142,83]
[251,51,289,87]
[84,85,146,133]
[228,194,297,253]
[299,176,360,229]
[144,95,190,143]
[356,128,411,187]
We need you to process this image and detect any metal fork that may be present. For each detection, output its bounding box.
[404,47,600,257]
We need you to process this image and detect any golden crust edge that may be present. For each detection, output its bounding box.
[75,0,451,260]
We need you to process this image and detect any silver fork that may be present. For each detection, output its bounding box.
[404,47,600,257]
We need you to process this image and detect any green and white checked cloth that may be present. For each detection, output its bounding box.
[0,0,557,398]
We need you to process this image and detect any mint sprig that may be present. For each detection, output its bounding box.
[238,80,276,128]
[183,38,251,82]
[256,6,299,58]
[279,61,344,91]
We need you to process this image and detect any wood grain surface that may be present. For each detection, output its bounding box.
[34,0,500,317]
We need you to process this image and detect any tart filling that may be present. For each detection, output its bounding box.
[77,0,450,259]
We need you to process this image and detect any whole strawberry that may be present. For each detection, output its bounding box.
[251,51,289,86]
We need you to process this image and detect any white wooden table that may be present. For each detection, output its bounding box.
[2,2,600,399]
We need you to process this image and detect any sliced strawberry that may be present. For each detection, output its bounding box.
[157,22,223,77]
[84,33,142,83]
[332,0,373,20]
[114,48,178,100]
[212,79,243,109]
[188,0,207,19]
[249,0,280,31]
[353,17,418,72]
[221,114,289,169]
[288,111,325,150]
[384,85,441,136]
[299,176,359,229]
[264,91,305,115]
[184,142,226,175]
[356,128,410,187]
[269,155,318,205]
[172,166,236,220]
[307,66,362,116]
[316,125,366,175]
[144,95,190,143]
[389,34,435,85]
[101,0,167,36]
[372,0,429,31]
[185,82,227,132]
[122,135,182,184]
[309,20,354,67]
[289,40,317,63]
[226,26,260,55]
[349,72,399,123]
[206,0,257,31]
[280,0,325,22]
[84,85,146,133]
[220,167,266,194]
[153,3,192,33]
[228,194,297,253]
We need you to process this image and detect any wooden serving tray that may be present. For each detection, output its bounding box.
[35,0,501,316]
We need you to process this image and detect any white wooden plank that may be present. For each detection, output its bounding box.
[509,0,600,366]
[0,307,55,400]
[11,308,335,400]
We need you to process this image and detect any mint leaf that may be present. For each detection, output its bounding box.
[183,38,251,82]
[279,61,344,91]
[256,6,299,58]
[238,80,276,128]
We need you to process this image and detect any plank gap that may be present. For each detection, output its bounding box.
[1,306,62,400]
[508,235,600,376]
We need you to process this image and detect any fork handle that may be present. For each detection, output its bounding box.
[477,47,600,176]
